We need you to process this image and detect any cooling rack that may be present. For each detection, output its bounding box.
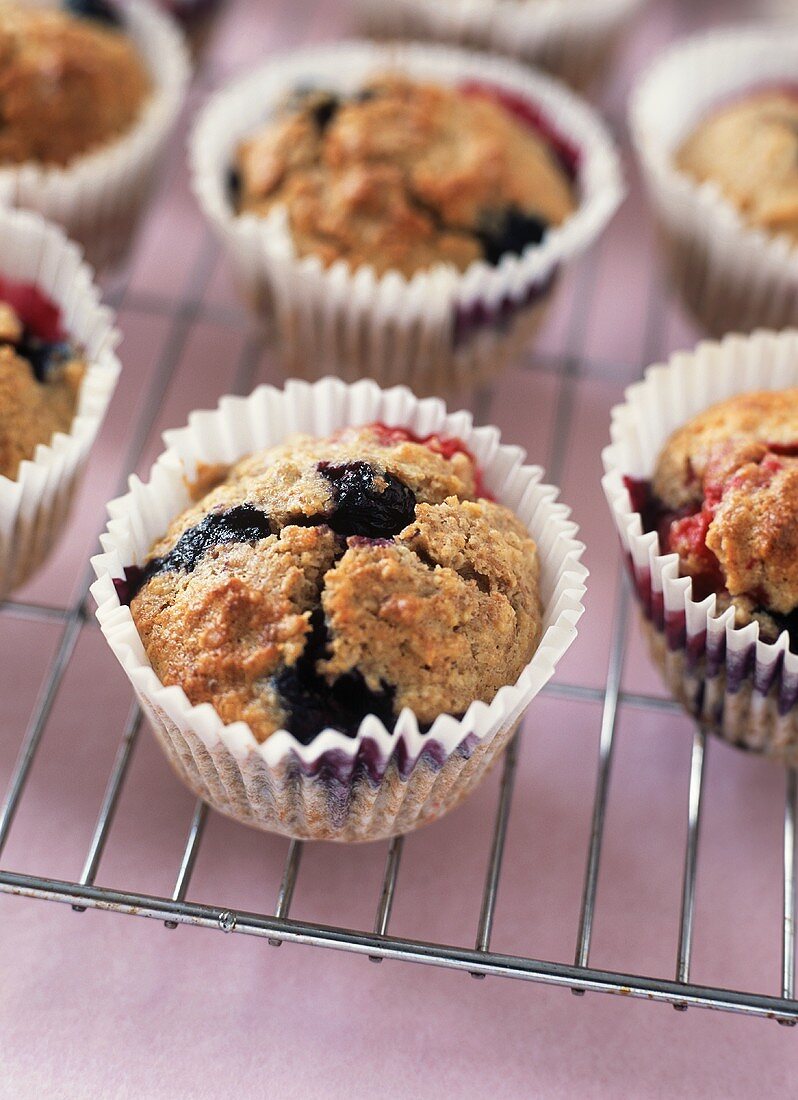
[0,0,795,1030]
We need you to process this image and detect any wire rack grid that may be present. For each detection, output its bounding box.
[0,0,796,1031]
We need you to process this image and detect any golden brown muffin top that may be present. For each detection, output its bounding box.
[675,89,798,245]
[0,3,151,168]
[652,389,798,631]
[128,425,542,744]
[0,294,85,480]
[233,74,576,278]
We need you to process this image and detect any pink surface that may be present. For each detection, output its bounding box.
[1,0,797,1096]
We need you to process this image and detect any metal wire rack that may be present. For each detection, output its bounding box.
[1,568,796,1025]
[0,0,795,1032]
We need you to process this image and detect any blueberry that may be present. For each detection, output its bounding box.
[310,94,340,133]
[477,206,549,265]
[272,610,396,743]
[122,505,273,604]
[64,0,123,27]
[319,461,416,538]
[287,87,340,133]
[226,166,242,207]
[17,333,73,383]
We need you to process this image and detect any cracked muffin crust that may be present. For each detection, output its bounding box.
[0,279,85,480]
[232,74,577,279]
[123,425,543,744]
[0,1,151,168]
[675,89,798,245]
[630,389,798,646]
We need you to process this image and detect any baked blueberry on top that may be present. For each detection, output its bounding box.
[0,2,150,167]
[126,426,543,744]
[676,89,798,244]
[628,390,798,649]
[231,74,576,279]
[0,278,85,480]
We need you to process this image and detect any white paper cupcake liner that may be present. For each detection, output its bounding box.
[189,40,623,396]
[602,329,798,764]
[0,208,121,598]
[2,0,190,271]
[354,0,648,90]
[91,377,587,841]
[630,25,798,339]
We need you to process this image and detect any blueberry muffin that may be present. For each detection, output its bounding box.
[120,425,543,743]
[0,1,151,168]
[0,278,85,480]
[676,89,798,244]
[630,389,798,647]
[232,74,577,278]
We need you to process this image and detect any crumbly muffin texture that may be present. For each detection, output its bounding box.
[233,74,576,278]
[0,296,85,480]
[676,90,798,244]
[650,390,798,640]
[0,3,151,168]
[128,426,543,744]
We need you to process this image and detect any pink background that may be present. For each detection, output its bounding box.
[1,0,796,1095]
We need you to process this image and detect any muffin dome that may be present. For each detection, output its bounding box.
[123,425,542,743]
[676,89,798,245]
[648,389,798,641]
[0,279,85,480]
[232,74,576,278]
[0,2,151,167]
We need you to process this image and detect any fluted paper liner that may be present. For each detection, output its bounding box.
[1,0,190,271]
[603,330,798,764]
[91,377,587,841]
[0,208,121,598]
[189,40,623,396]
[630,26,798,338]
[354,0,647,90]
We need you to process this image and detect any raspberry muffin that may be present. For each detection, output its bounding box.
[0,207,119,600]
[0,1,151,168]
[676,90,798,246]
[232,75,577,279]
[93,378,587,841]
[603,330,798,765]
[120,425,543,745]
[633,391,798,648]
[0,282,85,480]
[0,0,189,270]
[190,41,622,393]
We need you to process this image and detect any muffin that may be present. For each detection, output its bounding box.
[118,425,543,745]
[676,90,798,246]
[603,330,798,764]
[630,28,798,338]
[354,0,648,92]
[0,282,85,480]
[0,207,119,599]
[0,2,150,168]
[0,0,189,271]
[93,378,587,842]
[634,391,798,645]
[232,75,576,280]
[190,41,623,395]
